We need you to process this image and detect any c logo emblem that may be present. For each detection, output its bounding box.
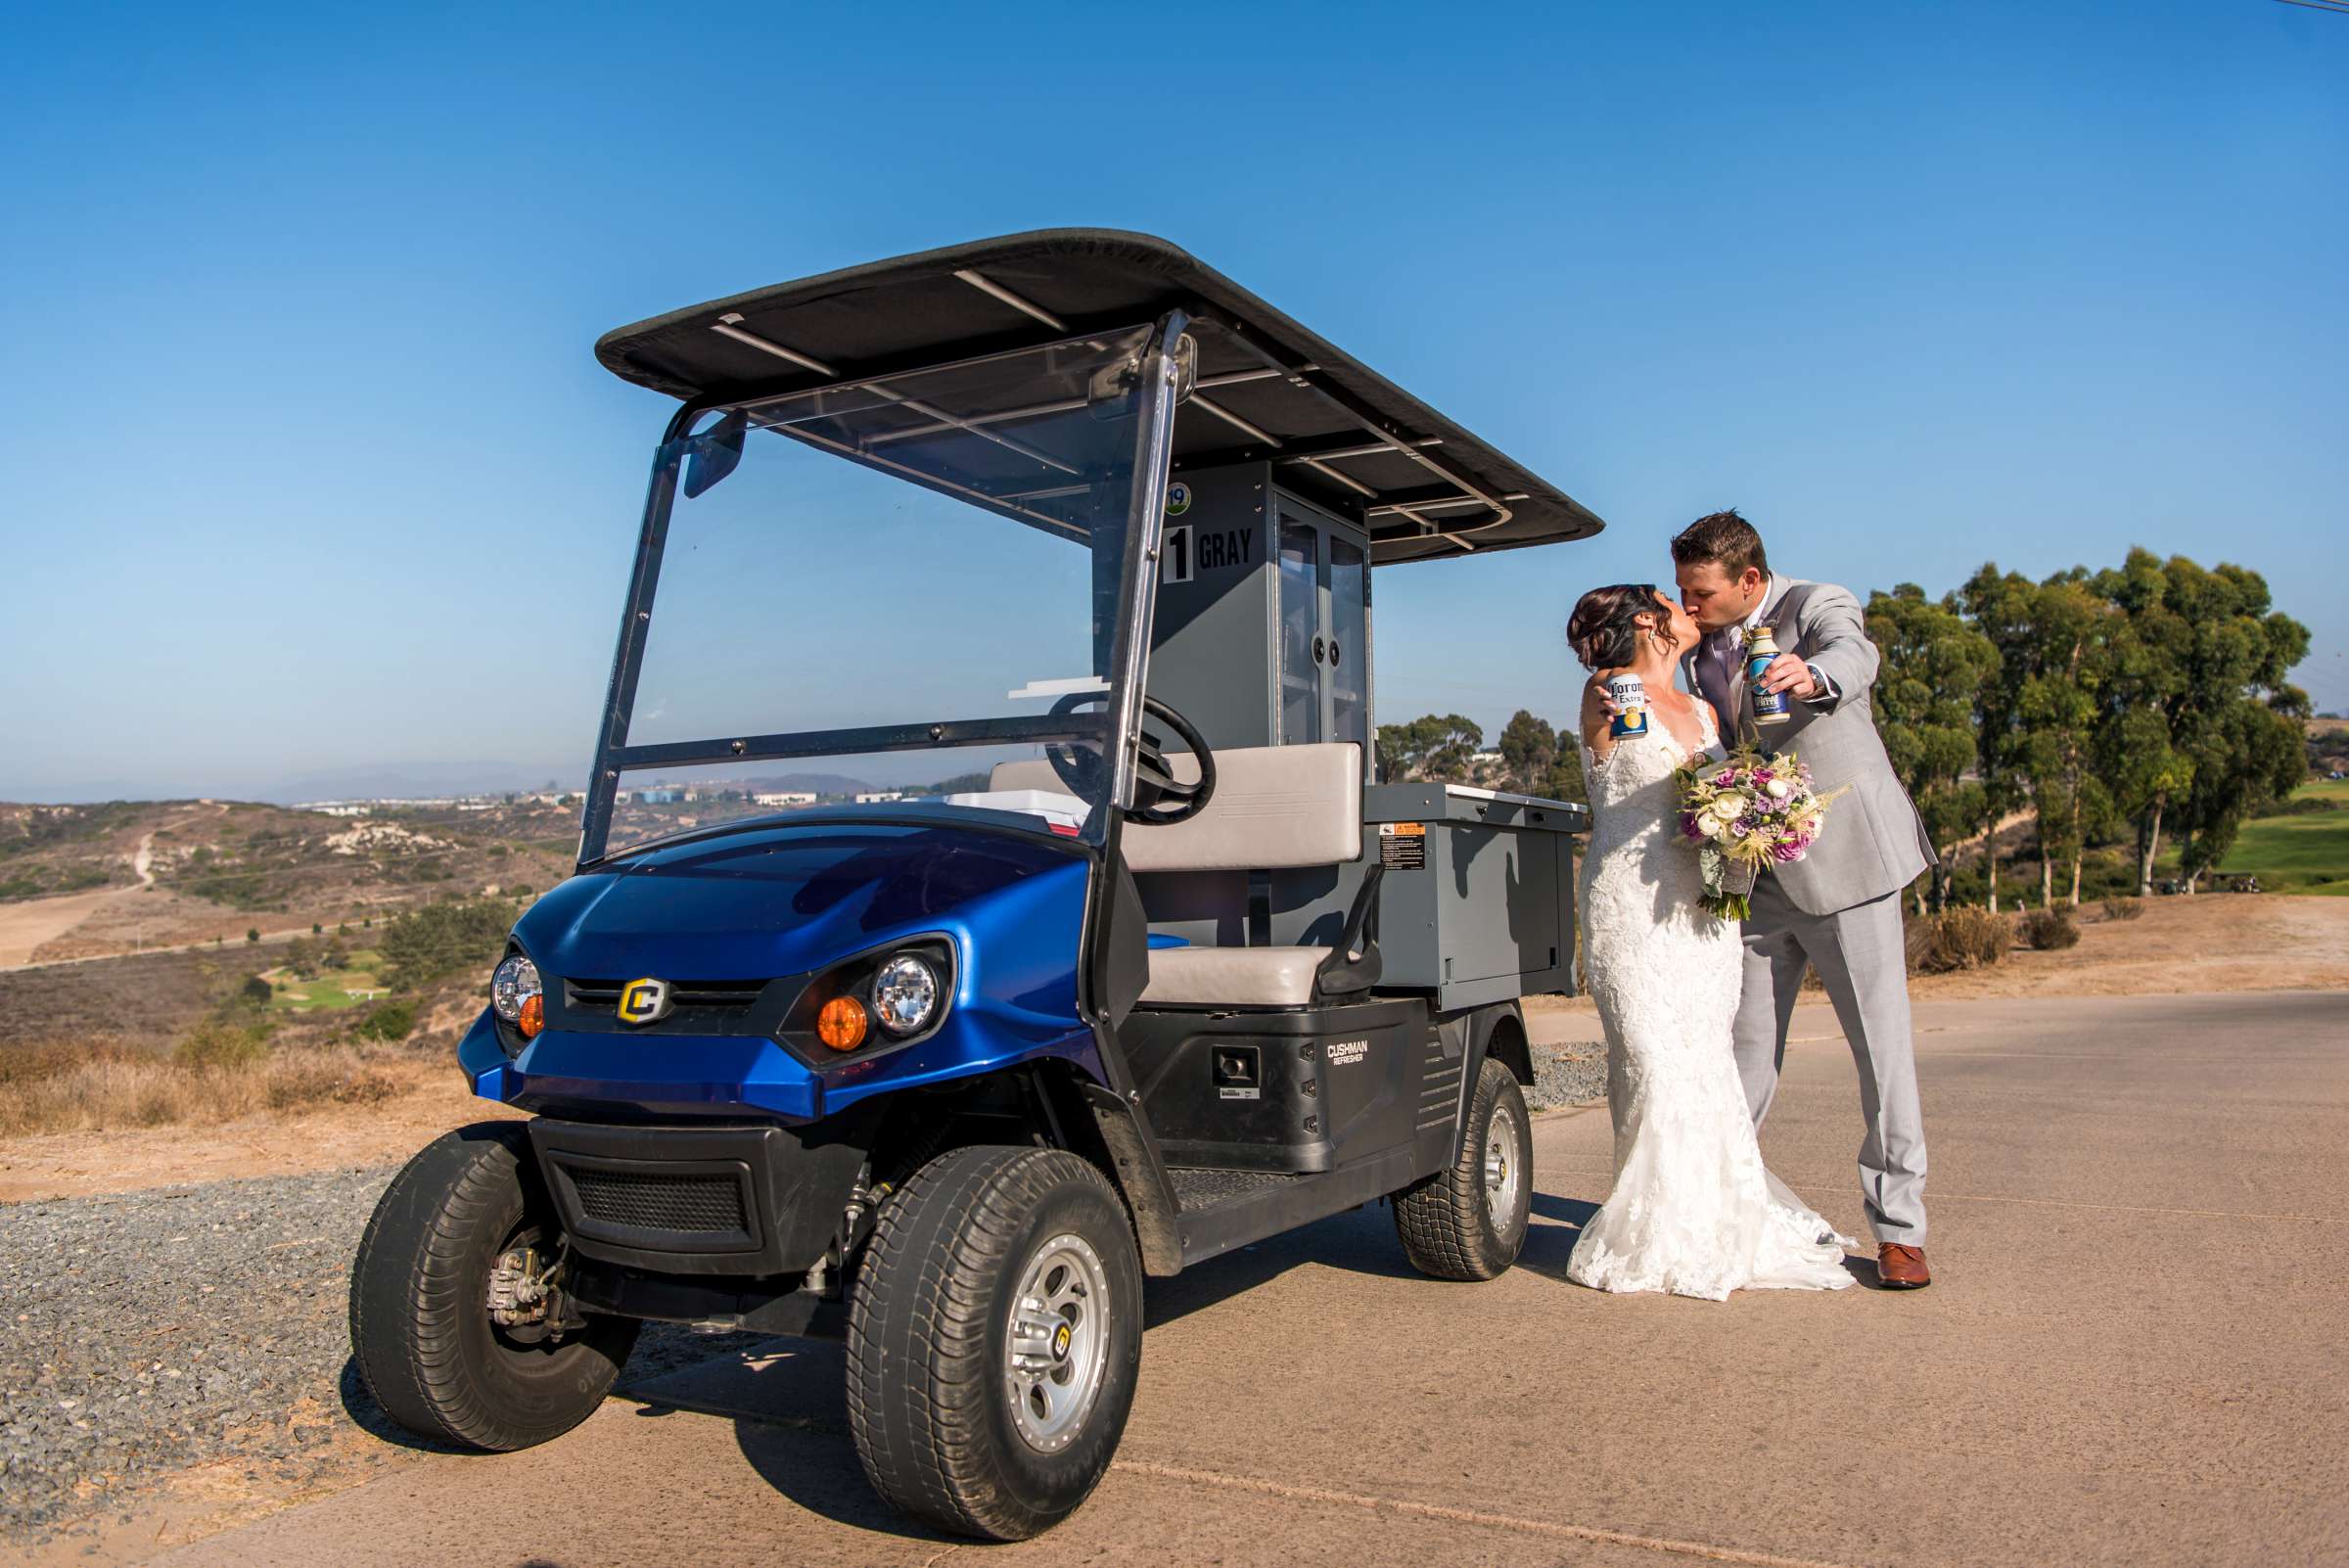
[618,978,671,1026]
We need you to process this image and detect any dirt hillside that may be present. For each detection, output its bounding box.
[0,798,577,966]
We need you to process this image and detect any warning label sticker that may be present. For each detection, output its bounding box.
[1378,821,1426,869]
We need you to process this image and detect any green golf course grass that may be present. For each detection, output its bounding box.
[2205,780,2349,896]
[262,948,391,1011]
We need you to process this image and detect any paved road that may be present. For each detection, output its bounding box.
[118,992,2349,1566]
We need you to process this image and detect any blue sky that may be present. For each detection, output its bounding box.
[2,0,2342,801]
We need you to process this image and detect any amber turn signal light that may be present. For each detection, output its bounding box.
[816,995,869,1052]
[517,992,545,1039]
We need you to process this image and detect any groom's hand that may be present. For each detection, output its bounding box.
[1755,653,1821,699]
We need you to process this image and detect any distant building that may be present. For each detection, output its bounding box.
[853,791,906,804]
[638,788,682,805]
[754,791,818,807]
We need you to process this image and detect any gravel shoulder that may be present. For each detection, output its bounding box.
[0,1165,766,1556]
[1,1168,392,1548]
[1527,1040,1606,1110]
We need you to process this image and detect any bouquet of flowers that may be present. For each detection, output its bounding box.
[1673,747,1844,919]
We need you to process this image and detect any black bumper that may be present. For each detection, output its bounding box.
[528,1117,867,1277]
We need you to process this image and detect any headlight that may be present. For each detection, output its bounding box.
[491,954,541,1022]
[872,953,940,1037]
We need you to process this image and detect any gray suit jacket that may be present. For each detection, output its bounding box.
[1686,576,1934,916]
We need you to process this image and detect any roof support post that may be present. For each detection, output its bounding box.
[576,404,697,866]
[1102,310,1188,815]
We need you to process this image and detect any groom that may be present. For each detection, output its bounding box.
[1673,510,1938,1289]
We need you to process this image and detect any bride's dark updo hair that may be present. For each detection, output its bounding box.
[1568,583,1675,671]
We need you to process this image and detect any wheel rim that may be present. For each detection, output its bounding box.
[1483,1105,1522,1230]
[1003,1232,1112,1454]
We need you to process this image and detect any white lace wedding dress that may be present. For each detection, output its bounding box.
[1566,699,1854,1299]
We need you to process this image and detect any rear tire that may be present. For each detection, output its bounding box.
[846,1146,1143,1541]
[348,1123,639,1451]
[1394,1057,1532,1280]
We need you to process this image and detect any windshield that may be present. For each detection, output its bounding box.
[593,324,1162,856]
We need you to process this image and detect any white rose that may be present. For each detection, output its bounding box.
[1764,778,1792,801]
[1707,794,1746,822]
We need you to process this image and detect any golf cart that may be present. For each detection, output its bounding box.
[349,231,1602,1540]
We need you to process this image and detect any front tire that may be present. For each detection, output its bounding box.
[348,1123,639,1451]
[846,1146,1143,1541]
[1394,1057,1533,1280]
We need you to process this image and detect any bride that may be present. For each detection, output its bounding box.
[1564,583,1853,1299]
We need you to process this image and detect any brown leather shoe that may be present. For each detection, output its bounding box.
[1877,1243,1931,1289]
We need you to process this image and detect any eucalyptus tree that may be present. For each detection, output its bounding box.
[2092,551,2309,892]
[1376,714,1485,783]
[2019,571,2120,906]
[1960,567,2120,907]
[1866,583,1999,911]
[2093,548,2194,895]
[1958,565,2039,911]
[1497,710,1559,795]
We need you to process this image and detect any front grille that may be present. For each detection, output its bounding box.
[566,1166,749,1234]
[563,978,767,1024]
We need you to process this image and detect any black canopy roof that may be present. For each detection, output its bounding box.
[596,229,1603,564]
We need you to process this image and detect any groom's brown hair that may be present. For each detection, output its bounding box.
[1671,509,1769,580]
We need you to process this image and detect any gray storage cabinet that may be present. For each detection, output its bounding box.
[1363,784,1588,1012]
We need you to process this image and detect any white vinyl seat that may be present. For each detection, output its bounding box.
[991,743,1368,1009]
[1138,945,1323,1007]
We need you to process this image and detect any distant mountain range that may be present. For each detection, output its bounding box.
[0,761,578,807]
[263,762,584,803]
[263,765,899,805]
[728,773,879,799]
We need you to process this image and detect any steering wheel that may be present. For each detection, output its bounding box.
[1044,693,1218,827]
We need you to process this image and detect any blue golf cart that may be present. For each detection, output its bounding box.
[348,231,1602,1540]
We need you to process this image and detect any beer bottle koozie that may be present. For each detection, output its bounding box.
[1607,673,1648,739]
[1747,626,1791,725]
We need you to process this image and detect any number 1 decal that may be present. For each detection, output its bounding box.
[1162,524,1192,584]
